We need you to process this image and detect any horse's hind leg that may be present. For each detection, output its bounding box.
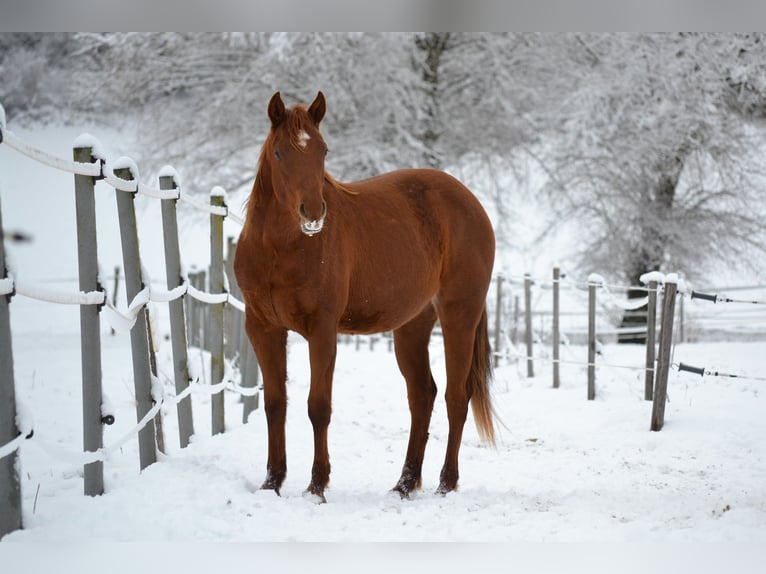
[434,300,484,494]
[392,303,438,498]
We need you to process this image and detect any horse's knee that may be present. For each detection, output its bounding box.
[308,397,332,429]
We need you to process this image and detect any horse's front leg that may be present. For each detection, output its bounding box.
[245,314,288,494]
[305,323,338,502]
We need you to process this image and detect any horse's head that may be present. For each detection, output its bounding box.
[264,91,329,237]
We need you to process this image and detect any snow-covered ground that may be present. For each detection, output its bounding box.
[1,124,766,569]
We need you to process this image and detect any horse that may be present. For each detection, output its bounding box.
[233,91,496,502]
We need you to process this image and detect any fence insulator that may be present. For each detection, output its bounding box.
[677,362,706,376]
[690,290,719,303]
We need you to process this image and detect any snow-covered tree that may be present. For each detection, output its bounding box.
[536,33,766,341]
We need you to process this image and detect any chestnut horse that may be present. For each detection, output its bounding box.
[234,91,496,502]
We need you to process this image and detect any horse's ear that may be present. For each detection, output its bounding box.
[268,92,286,127]
[308,91,326,127]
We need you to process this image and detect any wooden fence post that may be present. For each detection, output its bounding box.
[209,189,226,436]
[114,165,157,470]
[73,145,105,495]
[552,267,561,389]
[651,278,678,431]
[587,275,599,401]
[493,275,503,368]
[159,172,194,448]
[0,196,22,537]
[644,279,658,401]
[511,295,519,346]
[524,274,534,378]
[224,237,241,361]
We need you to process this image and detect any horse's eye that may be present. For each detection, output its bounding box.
[324,148,329,158]
[275,150,282,160]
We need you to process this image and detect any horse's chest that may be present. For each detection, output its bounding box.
[247,252,333,330]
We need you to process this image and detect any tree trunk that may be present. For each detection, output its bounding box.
[415,33,450,169]
[618,154,682,343]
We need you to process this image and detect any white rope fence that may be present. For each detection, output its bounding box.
[0,104,255,476]
[0,272,245,329]
[1,121,245,223]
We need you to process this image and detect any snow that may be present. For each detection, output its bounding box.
[158,164,181,188]
[1,124,766,568]
[210,185,226,198]
[72,133,106,160]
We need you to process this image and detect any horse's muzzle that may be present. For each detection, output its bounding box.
[299,201,327,236]
[301,218,325,236]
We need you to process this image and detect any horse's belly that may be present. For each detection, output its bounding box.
[338,289,434,335]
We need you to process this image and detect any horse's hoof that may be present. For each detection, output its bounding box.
[260,479,282,496]
[305,483,327,504]
[391,484,411,500]
[435,482,457,496]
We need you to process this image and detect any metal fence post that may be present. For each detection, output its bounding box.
[493,275,503,368]
[114,165,157,469]
[644,280,658,401]
[210,190,226,435]
[73,145,105,496]
[524,274,534,378]
[159,173,194,448]
[0,196,22,537]
[651,279,678,431]
[587,278,597,400]
[552,267,561,389]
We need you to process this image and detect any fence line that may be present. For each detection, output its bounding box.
[0,103,258,538]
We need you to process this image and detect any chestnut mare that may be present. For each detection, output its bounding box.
[234,91,496,502]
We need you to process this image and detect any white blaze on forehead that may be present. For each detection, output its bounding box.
[297,129,311,149]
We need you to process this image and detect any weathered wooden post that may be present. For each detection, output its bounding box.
[0,196,22,537]
[114,163,157,470]
[159,170,194,448]
[511,294,519,346]
[493,275,503,368]
[210,188,226,435]
[643,278,658,401]
[524,274,534,378]
[651,277,678,431]
[73,144,105,495]
[552,267,561,389]
[224,237,241,361]
[587,274,601,401]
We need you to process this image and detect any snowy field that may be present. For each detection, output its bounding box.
[1,125,766,569]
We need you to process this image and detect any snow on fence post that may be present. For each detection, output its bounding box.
[552,267,561,389]
[0,196,23,537]
[114,163,157,469]
[524,274,534,377]
[209,189,226,436]
[73,143,106,495]
[159,171,194,448]
[651,277,678,432]
[642,275,660,401]
[587,274,602,401]
[493,275,503,368]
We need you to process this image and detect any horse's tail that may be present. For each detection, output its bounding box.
[469,306,496,446]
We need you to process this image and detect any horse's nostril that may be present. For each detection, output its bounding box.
[299,203,309,219]
[321,201,327,218]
